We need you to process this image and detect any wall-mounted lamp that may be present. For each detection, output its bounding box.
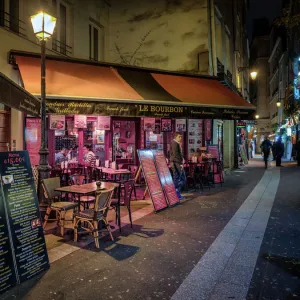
[238,66,258,80]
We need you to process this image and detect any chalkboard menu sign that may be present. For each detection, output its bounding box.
[137,150,168,212]
[0,151,49,294]
[152,150,179,207]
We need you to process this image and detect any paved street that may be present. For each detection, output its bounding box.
[2,160,300,300]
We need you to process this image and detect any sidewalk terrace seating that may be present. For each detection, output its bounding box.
[73,183,115,248]
[42,177,78,236]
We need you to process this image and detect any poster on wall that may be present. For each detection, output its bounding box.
[25,118,41,166]
[188,119,203,156]
[161,118,172,132]
[144,118,155,131]
[96,130,105,144]
[49,115,65,130]
[205,119,212,141]
[74,115,87,128]
[97,116,111,130]
[175,119,186,132]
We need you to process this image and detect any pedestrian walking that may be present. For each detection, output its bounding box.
[249,142,253,159]
[169,132,186,200]
[260,135,272,169]
[274,137,284,167]
[295,138,300,166]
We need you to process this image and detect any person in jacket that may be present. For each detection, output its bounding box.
[296,138,300,167]
[274,137,284,167]
[169,132,186,200]
[260,135,272,169]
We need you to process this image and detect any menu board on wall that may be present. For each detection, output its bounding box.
[137,150,168,212]
[188,119,203,155]
[25,118,41,166]
[0,151,49,294]
[152,150,179,206]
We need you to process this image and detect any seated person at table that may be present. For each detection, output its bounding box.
[83,145,96,167]
[55,147,69,164]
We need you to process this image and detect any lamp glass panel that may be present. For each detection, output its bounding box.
[31,12,43,34]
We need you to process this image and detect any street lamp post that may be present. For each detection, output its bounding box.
[31,11,56,198]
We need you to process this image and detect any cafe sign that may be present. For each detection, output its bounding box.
[0,73,41,117]
[46,99,256,120]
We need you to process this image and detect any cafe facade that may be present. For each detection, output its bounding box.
[8,50,256,168]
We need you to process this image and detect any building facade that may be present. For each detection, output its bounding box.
[0,0,252,169]
[108,0,250,168]
[0,0,110,151]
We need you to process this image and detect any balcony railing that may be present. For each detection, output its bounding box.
[52,39,72,56]
[0,10,26,37]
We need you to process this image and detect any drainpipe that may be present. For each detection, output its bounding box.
[207,0,214,75]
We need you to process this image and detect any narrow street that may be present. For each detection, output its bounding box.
[2,159,300,300]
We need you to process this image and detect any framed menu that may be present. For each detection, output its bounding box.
[175,119,186,132]
[152,150,179,206]
[0,151,49,294]
[137,150,168,212]
[207,145,220,160]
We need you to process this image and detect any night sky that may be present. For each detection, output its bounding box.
[247,0,282,39]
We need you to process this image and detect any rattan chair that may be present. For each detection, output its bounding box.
[70,175,96,209]
[73,183,115,248]
[42,177,78,236]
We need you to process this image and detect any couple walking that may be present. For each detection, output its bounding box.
[261,135,284,169]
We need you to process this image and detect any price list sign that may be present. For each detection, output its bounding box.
[0,151,49,293]
[152,150,179,207]
[137,150,168,212]
[0,188,16,293]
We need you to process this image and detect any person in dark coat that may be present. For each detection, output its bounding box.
[275,137,284,167]
[260,135,272,169]
[295,138,300,166]
[169,132,186,200]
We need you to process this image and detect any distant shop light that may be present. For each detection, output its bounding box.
[255,114,259,119]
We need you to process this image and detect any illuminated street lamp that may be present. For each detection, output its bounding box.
[250,71,258,80]
[255,114,259,119]
[31,11,56,198]
[276,100,281,107]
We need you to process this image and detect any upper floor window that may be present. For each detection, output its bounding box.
[0,0,23,35]
[9,0,19,33]
[89,23,105,61]
[52,0,72,55]
[0,0,4,27]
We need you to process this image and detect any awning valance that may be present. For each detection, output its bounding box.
[0,72,40,116]
[10,50,256,120]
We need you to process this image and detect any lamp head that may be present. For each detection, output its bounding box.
[250,71,258,80]
[276,100,281,108]
[31,11,56,41]
[255,114,259,119]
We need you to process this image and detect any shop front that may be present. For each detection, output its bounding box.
[9,50,256,168]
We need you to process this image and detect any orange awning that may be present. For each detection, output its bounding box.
[151,73,253,108]
[15,56,143,100]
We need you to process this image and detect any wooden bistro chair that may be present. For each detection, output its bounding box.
[110,180,135,230]
[73,183,115,248]
[70,175,96,210]
[42,177,77,236]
